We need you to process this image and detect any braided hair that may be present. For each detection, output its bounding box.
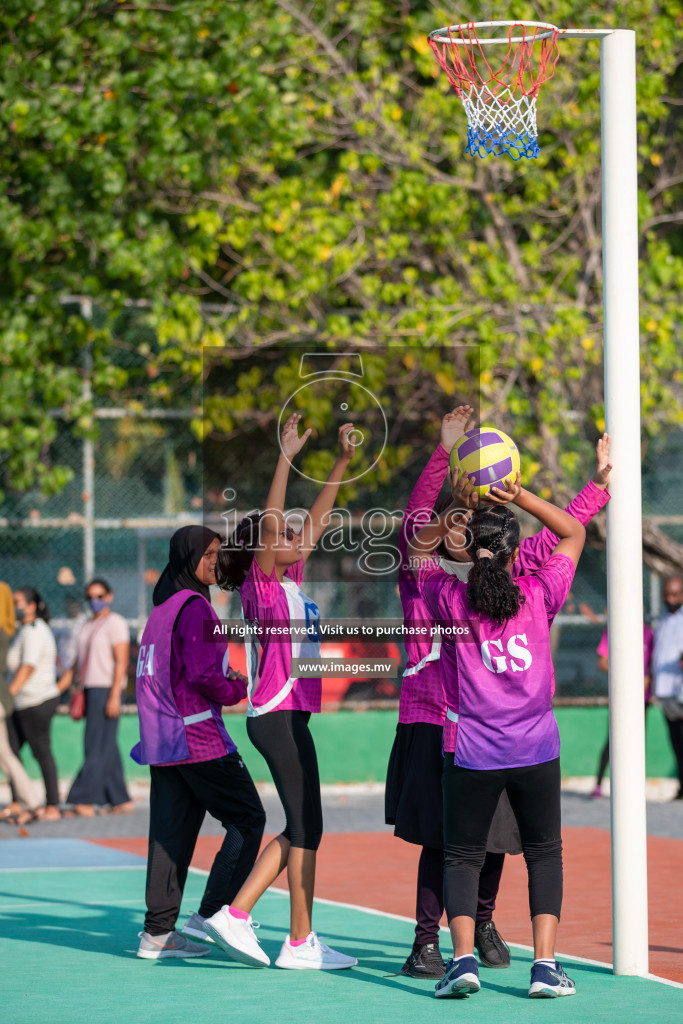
[465,506,524,624]
[215,513,263,591]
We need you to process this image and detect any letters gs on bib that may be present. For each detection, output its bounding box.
[481,634,532,674]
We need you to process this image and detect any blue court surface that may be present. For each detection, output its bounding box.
[1,838,680,1024]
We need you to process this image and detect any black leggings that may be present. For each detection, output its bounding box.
[247,709,323,850]
[414,846,505,946]
[10,696,60,807]
[145,753,266,935]
[442,755,562,922]
[665,715,683,792]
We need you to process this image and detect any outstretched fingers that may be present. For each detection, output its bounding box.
[281,412,312,458]
[485,472,522,505]
[338,422,356,460]
[452,469,479,509]
[441,405,475,452]
[593,433,613,487]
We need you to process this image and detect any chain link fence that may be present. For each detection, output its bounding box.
[1,334,682,705]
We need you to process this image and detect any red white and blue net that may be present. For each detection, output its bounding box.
[428,21,560,161]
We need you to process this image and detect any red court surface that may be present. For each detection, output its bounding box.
[96,826,682,985]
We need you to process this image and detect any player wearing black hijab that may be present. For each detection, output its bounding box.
[135,526,266,961]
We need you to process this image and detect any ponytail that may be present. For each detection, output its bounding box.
[465,507,524,625]
[215,513,263,591]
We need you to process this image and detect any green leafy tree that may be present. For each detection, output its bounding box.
[1,0,682,566]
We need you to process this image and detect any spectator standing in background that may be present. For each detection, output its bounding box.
[651,574,683,800]
[0,581,15,723]
[55,594,87,677]
[549,591,601,660]
[60,579,134,816]
[0,581,14,692]
[0,581,42,825]
[7,588,62,821]
[591,614,654,798]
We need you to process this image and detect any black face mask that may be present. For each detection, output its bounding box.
[665,600,683,614]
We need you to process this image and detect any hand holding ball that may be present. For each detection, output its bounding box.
[449,426,521,498]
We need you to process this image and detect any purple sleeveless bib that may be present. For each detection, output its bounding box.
[131,590,204,765]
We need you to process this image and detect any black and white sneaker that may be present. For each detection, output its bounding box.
[528,959,576,998]
[400,943,446,979]
[474,919,510,968]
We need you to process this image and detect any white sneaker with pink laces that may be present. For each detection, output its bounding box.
[202,906,270,967]
[275,931,357,970]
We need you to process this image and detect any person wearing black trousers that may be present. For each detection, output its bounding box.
[59,578,133,816]
[7,588,63,821]
[133,526,266,960]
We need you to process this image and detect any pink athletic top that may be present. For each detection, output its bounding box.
[597,623,654,702]
[241,558,321,714]
[417,553,576,769]
[514,480,609,578]
[398,447,609,731]
[398,444,451,727]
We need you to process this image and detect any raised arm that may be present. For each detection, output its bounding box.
[516,434,612,573]
[401,405,474,553]
[256,413,312,577]
[406,506,471,571]
[511,489,586,567]
[299,423,355,562]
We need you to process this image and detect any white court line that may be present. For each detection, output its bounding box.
[0,865,144,873]
[0,898,144,911]
[188,867,683,990]
[3,862,678,990]
[506,941,683,989]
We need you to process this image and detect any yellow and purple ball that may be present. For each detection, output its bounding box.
[449,426,521,498]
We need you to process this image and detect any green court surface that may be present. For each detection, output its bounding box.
[1,842,680,1024]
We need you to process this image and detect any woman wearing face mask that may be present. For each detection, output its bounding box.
[7,588,62,820]
[59,579,133,816]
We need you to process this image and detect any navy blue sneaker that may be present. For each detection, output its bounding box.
[434,955,480,998]
[528,960,576,998]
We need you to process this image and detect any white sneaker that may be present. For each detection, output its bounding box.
[136,930,211,960]
[181,912,215,945]
[202,906,270,967]
[275,931,357,970]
